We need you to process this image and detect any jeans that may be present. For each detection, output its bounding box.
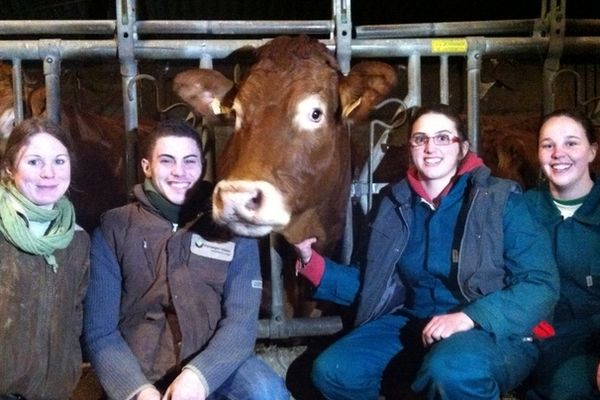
[209,355,289,400]
[311,313,538,400]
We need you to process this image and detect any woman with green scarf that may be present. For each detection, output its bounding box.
[0,118,90,400]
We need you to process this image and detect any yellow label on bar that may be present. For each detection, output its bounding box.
[431,39,468,53]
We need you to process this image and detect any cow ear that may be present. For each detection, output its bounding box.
[173,69,237,117]
[28,87,46,116]
[340,61,397,122]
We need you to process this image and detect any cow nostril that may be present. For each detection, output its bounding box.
[245,190,263,211]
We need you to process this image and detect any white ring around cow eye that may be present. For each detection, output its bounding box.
[294,95,327,131]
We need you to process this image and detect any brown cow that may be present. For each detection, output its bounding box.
[174,35,397,254]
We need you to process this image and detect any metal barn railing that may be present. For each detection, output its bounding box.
[0,0,599,339]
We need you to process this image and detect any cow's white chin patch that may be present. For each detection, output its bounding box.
[213,179,291,237]
[223,223,276,238]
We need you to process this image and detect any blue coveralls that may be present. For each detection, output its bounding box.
[525,181,600,400]
[310,168,559,400]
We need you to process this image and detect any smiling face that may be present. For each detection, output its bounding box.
[538,115,597,199]
[10,132,71,208]
[141,136,203,205]
[410,112,469,197]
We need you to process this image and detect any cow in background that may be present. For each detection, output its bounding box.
[0,63,154,232]
[480,113,542,189]
[174,35,397,256]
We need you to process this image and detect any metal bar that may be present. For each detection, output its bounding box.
[0,40,116,60]
[0,36,598,63]
[258,316,342,339]
[132,39,271,59]
[440,55,449,104]
[566,19,600,34]
[543,0,566,115]
[10,59,24,123]
[0,20,115,35]
[357,19,537,39]
[340,195,353,265]
[405,53,422,108]
[351,37,550,57]
[118,0,140,193]
[0,19,331,37]
[334,0,352,74]
[0,18,593,39]
[137,20,332,35]
[268,234,287,334]
[467,38,484,154]
[3,37,549,60]
[40,40,62,124]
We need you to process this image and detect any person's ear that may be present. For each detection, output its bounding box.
[589,142,598,163]
[141,158,151,178]
[201,157,207,179]
[460,140,470,159]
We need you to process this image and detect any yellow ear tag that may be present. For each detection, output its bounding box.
[210,98,224,115]
[342,97,362,118]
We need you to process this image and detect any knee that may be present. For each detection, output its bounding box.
[250,373,289,400]
[421,354,476,387]
[415,351,497,396]
[311,353,338,394]
[311,352,382,400]
[311,352,361,399]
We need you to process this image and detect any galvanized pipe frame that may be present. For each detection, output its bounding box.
[0,0,598,339]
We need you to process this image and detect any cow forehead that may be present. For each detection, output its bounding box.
[235,66,339,117]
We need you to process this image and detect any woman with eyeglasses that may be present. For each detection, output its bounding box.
[291,104,559,400]
[524,109,600,400]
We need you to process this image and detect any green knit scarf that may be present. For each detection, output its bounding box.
[0,183,75,272]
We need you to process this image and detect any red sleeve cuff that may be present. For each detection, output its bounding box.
[295,251,325,286]
[532,320,555,340]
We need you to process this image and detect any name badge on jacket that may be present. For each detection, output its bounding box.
[190,233,236,262]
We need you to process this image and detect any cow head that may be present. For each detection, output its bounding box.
[174,36,397,253]
[0,64,17,146]
[0,64,46,154]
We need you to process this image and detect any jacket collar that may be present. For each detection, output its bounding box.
[394,157,490,208]
[406,151,485,206]
[529,179,600,226]
[573,179,600,225]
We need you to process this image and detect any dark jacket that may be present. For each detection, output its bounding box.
[525,180,600,327]
[84,185,263,400]
[0,228,90,400]
[315,167,559,337]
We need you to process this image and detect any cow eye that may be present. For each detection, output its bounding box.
[310,108,323,122]
[294,95,326,131]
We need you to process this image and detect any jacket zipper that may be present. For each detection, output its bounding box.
[456,188,479,302]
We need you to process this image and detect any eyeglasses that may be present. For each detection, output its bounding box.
[409,131,461,147]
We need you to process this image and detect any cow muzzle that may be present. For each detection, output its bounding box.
[212,179,291,237]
